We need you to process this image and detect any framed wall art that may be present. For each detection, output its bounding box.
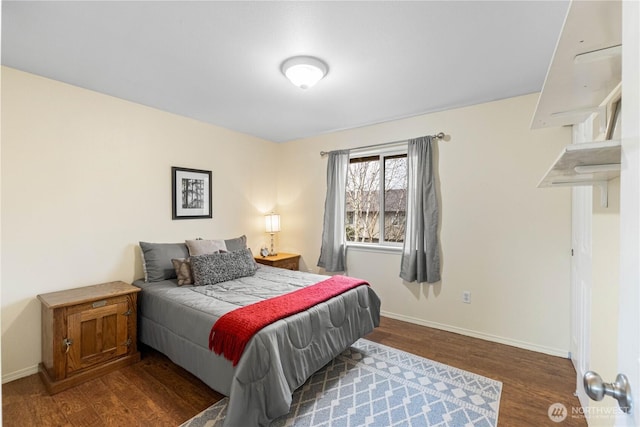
[172,167,212,219]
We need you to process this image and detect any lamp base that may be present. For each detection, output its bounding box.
[269,233,277,257]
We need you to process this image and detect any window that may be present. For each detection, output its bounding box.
[319,136,439,279]
[346,150,407,245]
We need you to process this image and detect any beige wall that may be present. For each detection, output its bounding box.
[1,68,574,382]
[1,67,278,381]
[277,94,573,356]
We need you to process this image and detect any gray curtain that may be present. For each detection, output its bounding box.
[317,150,350,272]
[400,136,441,283]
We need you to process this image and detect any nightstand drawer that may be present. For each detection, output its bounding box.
[255,253,300,271]
[275,258,299,271]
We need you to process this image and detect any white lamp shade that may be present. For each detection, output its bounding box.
[265,213,281,233]
[282,56,328,89]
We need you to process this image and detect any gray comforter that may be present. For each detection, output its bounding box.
[133,265,381,426]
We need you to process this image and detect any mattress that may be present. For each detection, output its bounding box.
[133,265,381,426]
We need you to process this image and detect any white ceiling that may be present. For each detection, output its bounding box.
[2,1,569,143]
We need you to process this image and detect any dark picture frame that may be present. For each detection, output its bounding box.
[172,167,212,219]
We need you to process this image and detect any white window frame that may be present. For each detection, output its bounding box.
[346,144,407,252]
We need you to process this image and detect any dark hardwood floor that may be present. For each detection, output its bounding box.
[3,317,585,426]
[368,317,586,427]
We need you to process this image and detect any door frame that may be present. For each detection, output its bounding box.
[616,1,640,424]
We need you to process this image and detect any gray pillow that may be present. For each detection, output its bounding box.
[190,248,257,286]
[186,239,226,256]
[224,235,247,252]
[139,242,189,282]
[185,235,247,256]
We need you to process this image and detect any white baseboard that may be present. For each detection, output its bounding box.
[381,310,570,359]
[2,364,39,384]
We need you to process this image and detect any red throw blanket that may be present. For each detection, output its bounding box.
[209,275,369,366]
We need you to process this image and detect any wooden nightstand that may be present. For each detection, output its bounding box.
[255,252,301,271]
[37,281,141,394]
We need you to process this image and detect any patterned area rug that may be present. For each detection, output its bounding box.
[182,339,502,427]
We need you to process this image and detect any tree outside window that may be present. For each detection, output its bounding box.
[346,152,407,244]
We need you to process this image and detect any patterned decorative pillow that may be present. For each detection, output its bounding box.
[190,248,257,286]
[171,258,194,286]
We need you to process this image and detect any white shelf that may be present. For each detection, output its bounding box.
[538,139,621,188]
[531,1,622,129]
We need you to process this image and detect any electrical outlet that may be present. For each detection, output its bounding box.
[462,291,471,304]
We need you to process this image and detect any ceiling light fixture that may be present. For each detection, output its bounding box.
[281,56,328,89]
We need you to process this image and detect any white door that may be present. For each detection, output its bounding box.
[572,185,592,410]
[616,1,639,424]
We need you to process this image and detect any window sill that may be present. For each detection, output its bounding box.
[346,243,403,254]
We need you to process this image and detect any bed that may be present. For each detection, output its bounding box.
[134,240,381,427]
